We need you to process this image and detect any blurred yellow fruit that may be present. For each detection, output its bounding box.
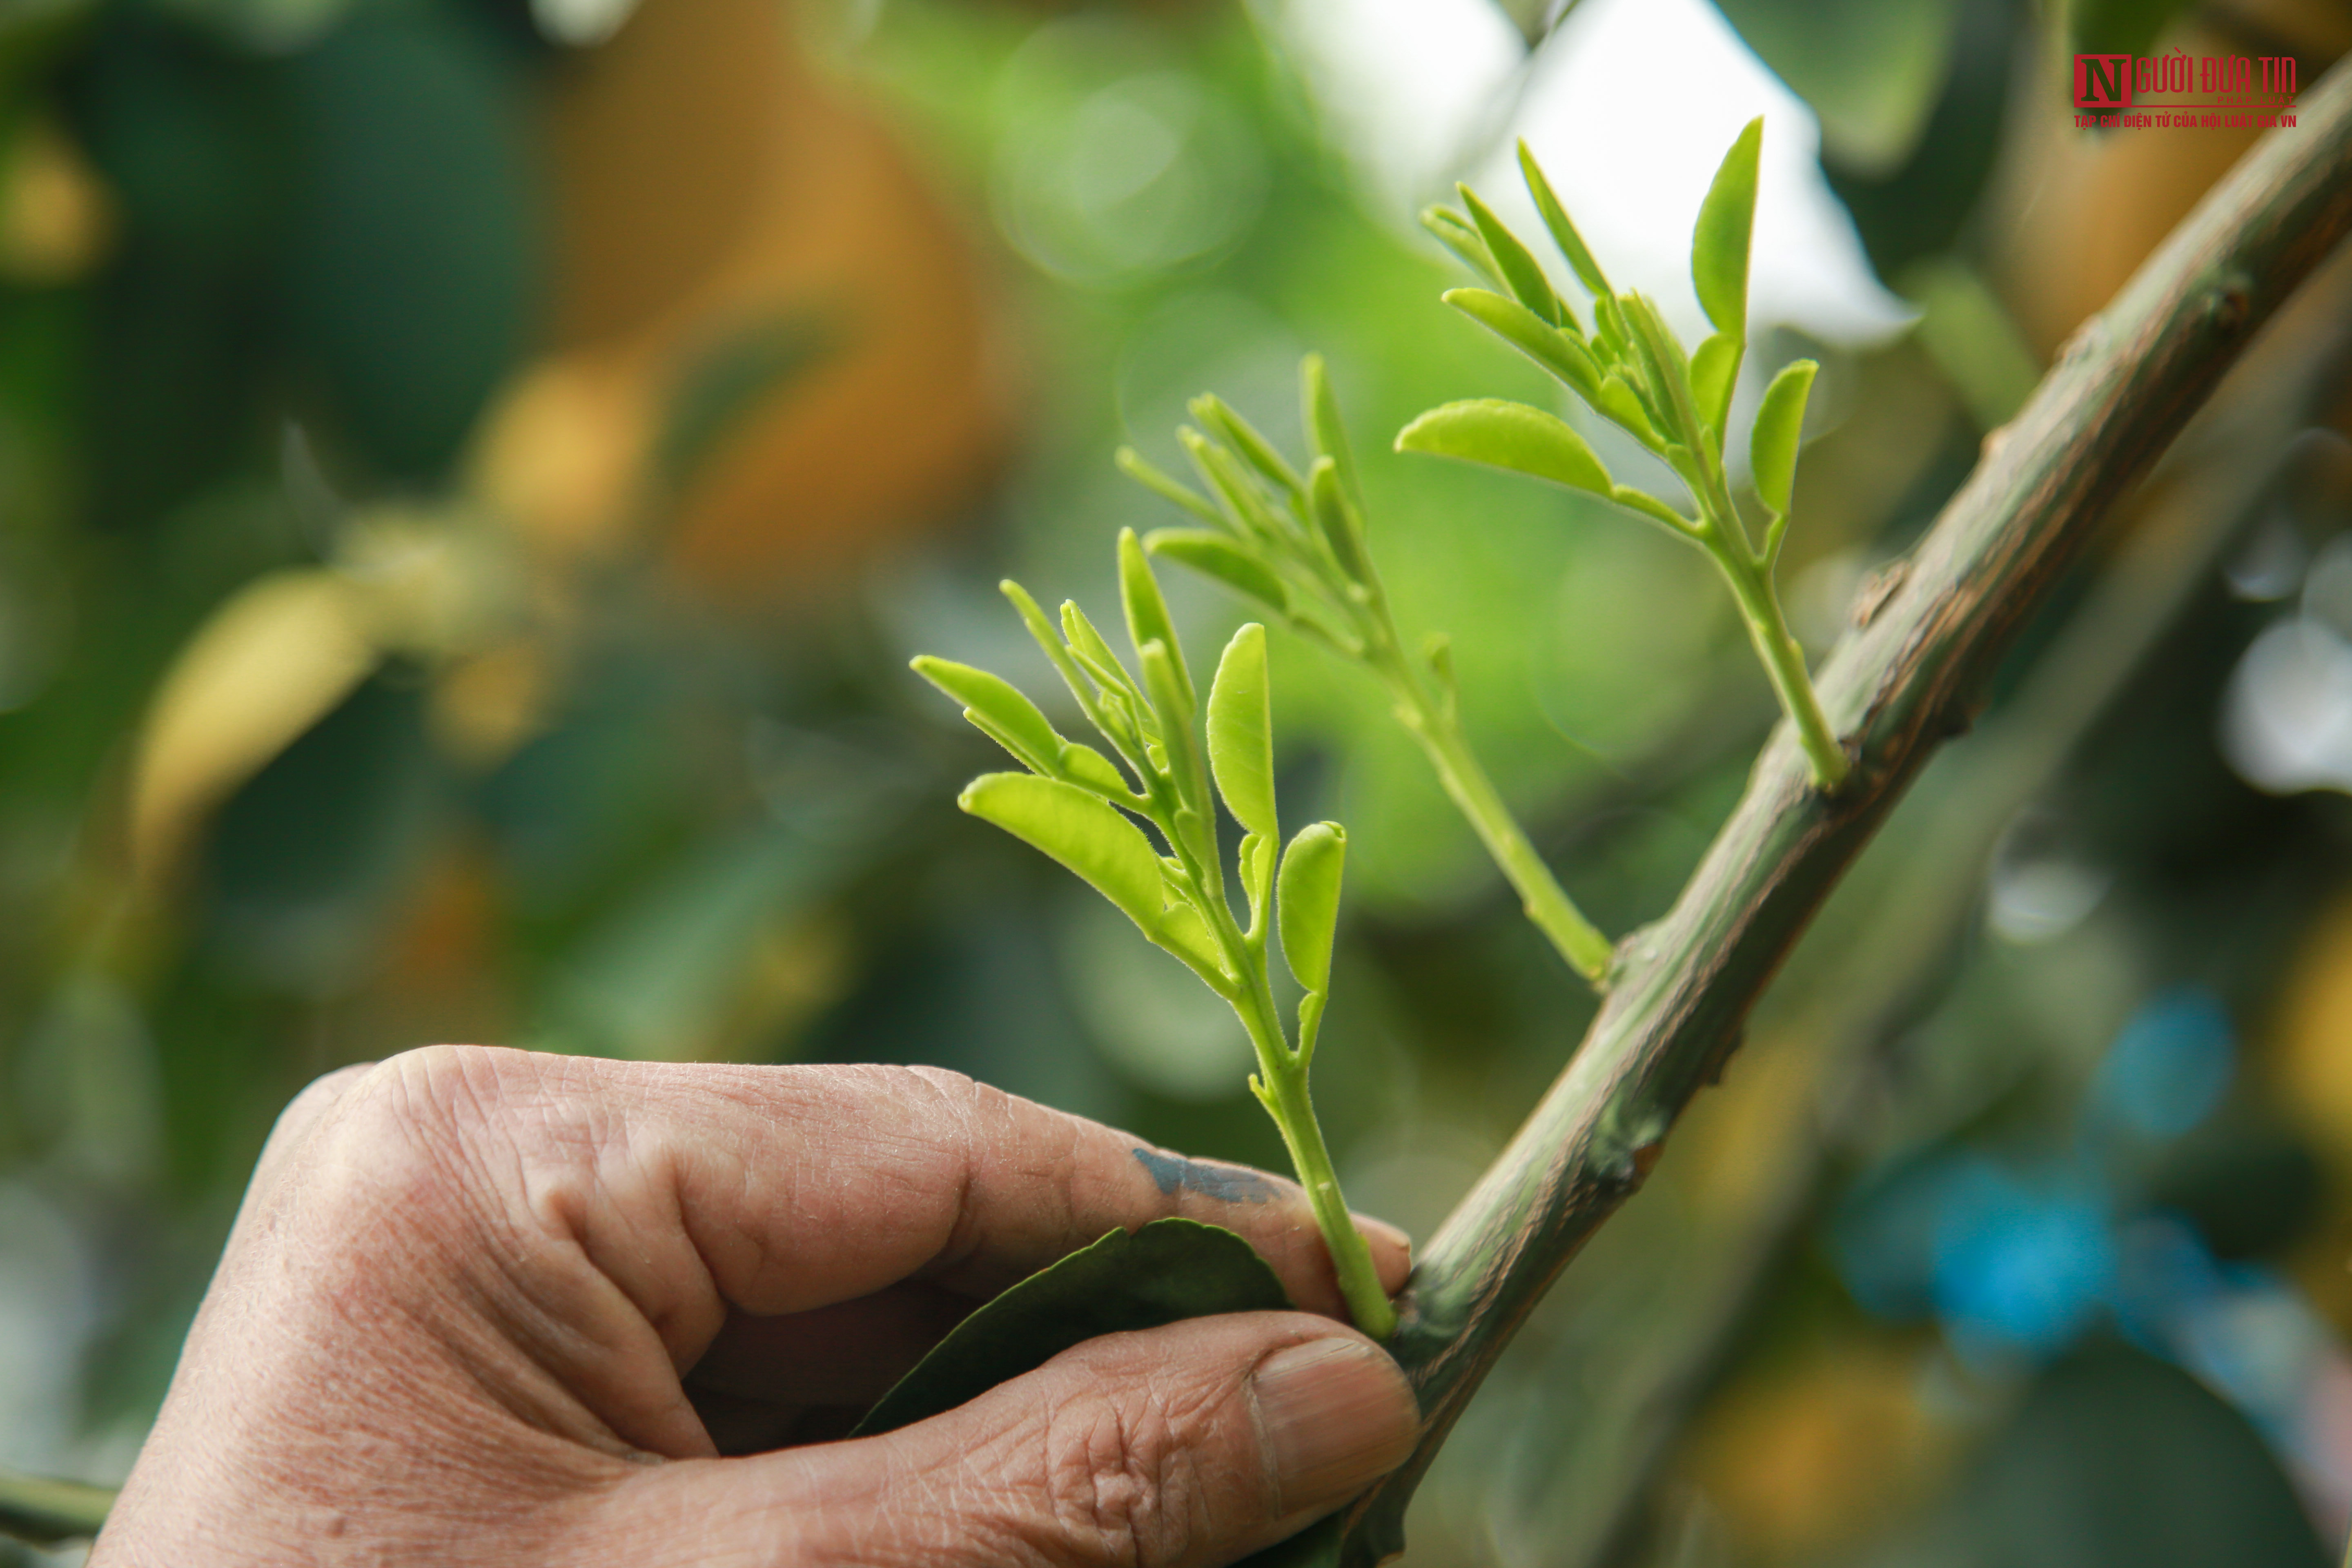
[0,115,115,285]
[127,570,378,885]
[472,0,1010,605]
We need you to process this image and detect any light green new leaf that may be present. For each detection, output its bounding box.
[1117,447,1228,530]
[1306,457,1373,586]
[1276,821,1346,998]
[1693,117,1762,339]
[1459,185,1564,329]
[1001,579,1102,717]
[1596,372,1661,446]
[1141,641,1212,846]
[1301,354,1362,512]
[1420,205,1507,291]
[1395,399,1612,497]
[1145,530,1289,615]
[1751,358,1818,516]
[1207,624,1277,840]
[1120,530,1193,710]
[1062,601,1144,708]
[1181,428,1289,546]
[1619,293,1692,421]
[1593,292,1632,363]
[1058,742,1131,797]
[1442,289,1603,402]
[1690,332,1742,446]
[1192,396,1304,497]
[959,773,1222,980]
[911,657,1063,775]
[1518,141,1611,297]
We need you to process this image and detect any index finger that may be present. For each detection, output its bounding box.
[363,1050,1407,1354]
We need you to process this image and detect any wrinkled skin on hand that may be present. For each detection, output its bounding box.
[92,1047,1419,1567]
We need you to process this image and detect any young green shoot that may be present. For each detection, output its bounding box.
[1401,120,1851,791]
[912,540,1397,1341]
[1115,361,1618,988]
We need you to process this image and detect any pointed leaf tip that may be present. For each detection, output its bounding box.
[911,656,1065,775]
[1458,185,1562,328]
[1145,529,1288,614]
[1692,117,1762,340]
[1517,140,1610,298]
[1396,399,1612,496]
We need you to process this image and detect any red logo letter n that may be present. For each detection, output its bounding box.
[2075,54,2134,109]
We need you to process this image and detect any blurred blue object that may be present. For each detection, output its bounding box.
[2090,985,2236,1142]
[1929,1158,2116,1357]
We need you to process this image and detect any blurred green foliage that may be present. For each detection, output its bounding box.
[2,0,2351,1564]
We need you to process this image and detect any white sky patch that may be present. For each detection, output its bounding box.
[1263,0,1525,216]
[1266,0,1914,354]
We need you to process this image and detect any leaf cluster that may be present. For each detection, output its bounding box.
[913,540,1346,1085]
[1405,121,1817,559]
[1115,358,1407,684]
[1404,120,1848,788]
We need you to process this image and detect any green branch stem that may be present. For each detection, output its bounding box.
[1324,508,1615,987]
[1707,526,1849,791]
[1185,833,1398,1341]
[1377,647,1616,982]
[0,1465,112,1547]
[1319,60,2352,1568]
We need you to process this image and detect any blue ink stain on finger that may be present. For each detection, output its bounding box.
[1133,1147,1282,1204]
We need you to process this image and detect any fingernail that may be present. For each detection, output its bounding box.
[1352,1214,1412,1260]
[1250,1338,1418,1515]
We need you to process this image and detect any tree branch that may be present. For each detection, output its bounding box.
[1338,62,2352,1566]
[0,1464,115,1548]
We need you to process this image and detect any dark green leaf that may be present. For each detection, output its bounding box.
[1518,140,1611,296]
[1693,117,1763,339]
[1232,1512,1345,1568]
[1207,624,1277,840]
[1750,358,1817,515]
[1458,185,1564,328]
[1395,399,1612,496]
[851,1219,1292,1439]
[1146,529,1289,614]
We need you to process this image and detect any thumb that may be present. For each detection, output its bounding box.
[609,1312,1419,1568]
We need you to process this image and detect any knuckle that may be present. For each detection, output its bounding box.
[309,1045,526,1221]
[1017,1380,1221,1568]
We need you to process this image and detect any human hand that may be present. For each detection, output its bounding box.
[91,1047,1417,1566]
